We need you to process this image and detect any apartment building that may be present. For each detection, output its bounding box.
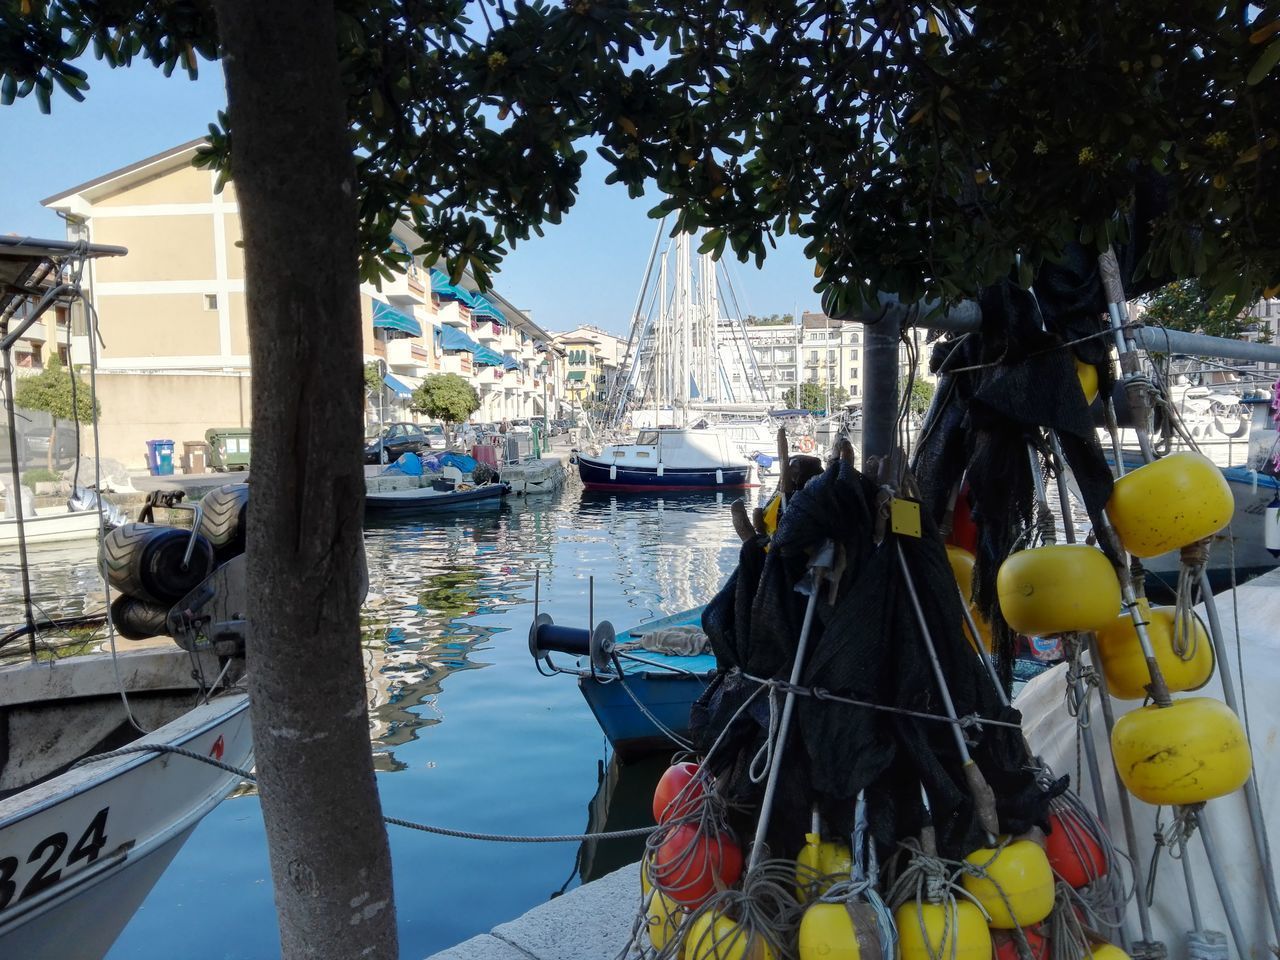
[550,325,628,412]
[42,141,562,467]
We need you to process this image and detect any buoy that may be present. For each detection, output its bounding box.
[645,889,684,951]
[795,833,853,900]
[961,840,1055,928]
[684,911,776,960]
[653,761,707,823]
[996,545,1120,636]
[1111,697,1252,805]
[895,900,991,960]
[1106,452,1234,558]
[948,484,979,554]
[1045,809,1107,888]
[947,545,976,602]
[1094,602,1214,700]
[798,901,864,960]
[1266,493,1280,558]
[992,925,1050,960]
[963,604,993,654]
[1085,944,1131,960]
[1076,359,1100,405]
[654,824,743,908]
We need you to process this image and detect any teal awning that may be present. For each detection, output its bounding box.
[470,293,507,326]
[440,325,479,353]
[501,356,519,371]
[383,373,413,398]
[430,269,477,307]
[372,300,422,337]
[474,344,504,367]
[566,370,585,381]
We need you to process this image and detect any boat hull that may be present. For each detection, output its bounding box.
[578,670,711,761]
[0,511,102,548]
[364,483,508,518]
[577,455,753,492]
[0,693,252,959]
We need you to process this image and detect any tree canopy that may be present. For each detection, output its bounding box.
[7,1,1280,313]
[410,373,478,424]
[1139,279,1254,340]
[783,381,847,411]
[14,357,98,423]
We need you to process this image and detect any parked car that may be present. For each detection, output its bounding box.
[508,419,533,437]
[364,422,434,464]
[423,424,446,450]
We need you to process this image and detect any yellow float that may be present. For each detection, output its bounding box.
[798,901,863,960]
[1094,602,1214,700]
[947,545,976,602]
[896,900,991,960]
[684,911,776,960]
[996,545,1120,636]
[1106,452,1234,558]
[795,833,853,900]
[1086,945,1131,960]
[1111,697,1251,805]
[1076,359,1100,405]
[960,840,1055,928]
[963,604,993,654]
[645,890,684,951]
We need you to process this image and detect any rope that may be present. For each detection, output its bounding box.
[738,672,1025,731]
[73,743,661,844]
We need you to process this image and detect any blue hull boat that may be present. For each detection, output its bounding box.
[364,482,509,520]
[577,455,753,493]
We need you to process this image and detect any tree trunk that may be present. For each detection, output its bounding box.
[212,2,398,957]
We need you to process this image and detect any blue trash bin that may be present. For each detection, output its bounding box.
[145,439,176,476]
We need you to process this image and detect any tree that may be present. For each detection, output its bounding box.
[909,380,936,417]
[14,357,98,469]
[14,356,97,424]
[745,313,795,326]
[411,373,479,437]
[1140,280,1252,340]
[783,381,846,411]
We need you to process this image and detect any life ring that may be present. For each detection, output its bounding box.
[797,436,816,454]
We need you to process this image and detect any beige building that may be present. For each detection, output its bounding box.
[550,325,628,413]
[43,141,563,468]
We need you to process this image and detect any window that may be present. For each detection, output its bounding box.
[58,345,70,366]
[851,385,859,396]
[849,367,859,379]
[827,350,836,361]
[808,350,818,363]
[636,430,659,445]
[204,294,218,310]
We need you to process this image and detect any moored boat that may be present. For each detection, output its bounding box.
[364,481,509,518]
[576,428,757,492]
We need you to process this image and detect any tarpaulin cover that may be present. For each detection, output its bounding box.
[422,451,479,474]
[381,452,423,476]
[692,457,1061,863]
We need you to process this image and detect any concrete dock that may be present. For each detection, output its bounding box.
[426,862,639,960]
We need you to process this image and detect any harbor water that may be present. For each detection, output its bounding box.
[0,480,751,960]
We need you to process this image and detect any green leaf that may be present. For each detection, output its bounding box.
[1247,39,1280,85]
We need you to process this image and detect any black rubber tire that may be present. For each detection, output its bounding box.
[102,523,216,604]
[198,483,249,557]
[110,594,171,641]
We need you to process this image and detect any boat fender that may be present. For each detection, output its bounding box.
[528,614,616,672]
[110,594,172,641]
[1267,493,1280,558]
[610,464,618,480]
[657,463,664,477]
[715,469,723,485]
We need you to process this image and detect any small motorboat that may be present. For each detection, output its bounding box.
[575,428,757,492]
[364,480,509,519]
[0,507,103,548]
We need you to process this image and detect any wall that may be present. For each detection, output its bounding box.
[93,371,251,469]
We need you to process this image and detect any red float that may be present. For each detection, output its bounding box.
[992,924,1050,960]
[1045,809,1108,888]
[653,823,743,908]
[947,483,979,554]
[652,761,707,823]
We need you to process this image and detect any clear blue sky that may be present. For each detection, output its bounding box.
[2,62,819,337]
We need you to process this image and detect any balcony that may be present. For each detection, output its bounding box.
[441,352,472,376]
[386,338,432,373]
[379,269,430,307]
[474,365,504,386]
[437,300,472,329]
[472,319,503,343]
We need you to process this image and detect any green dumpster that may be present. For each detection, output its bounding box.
[205,428,252,472]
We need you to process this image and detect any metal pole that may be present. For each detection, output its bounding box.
[1196,807,1250,957]
[747,545,831,870]
[3,343,36,659]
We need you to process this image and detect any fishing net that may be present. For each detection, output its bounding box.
[694,454,1063,865]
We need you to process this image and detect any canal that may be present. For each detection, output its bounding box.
[3,480,750,959]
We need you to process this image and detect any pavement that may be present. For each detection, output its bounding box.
[425,862,639,960]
